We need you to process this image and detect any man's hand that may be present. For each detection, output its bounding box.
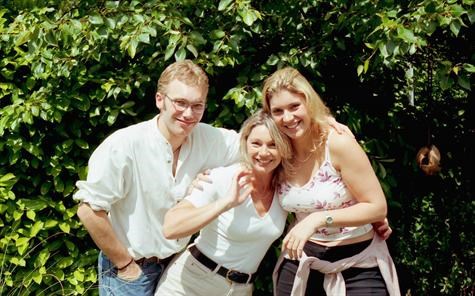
[186,169,212,195]
[117,261,143,281]
[327,116,355,138]
[373,218,392,240]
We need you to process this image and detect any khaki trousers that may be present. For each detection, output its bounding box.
[155,248,253,296]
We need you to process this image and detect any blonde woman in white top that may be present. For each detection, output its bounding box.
[154,110,292,296]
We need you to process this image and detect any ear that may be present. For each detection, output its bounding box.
[156,92,164,110]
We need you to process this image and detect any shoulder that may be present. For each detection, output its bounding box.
[327,128,364,170]
[209,163,241,179]
[192,123,239,140]
[98,120,151,153]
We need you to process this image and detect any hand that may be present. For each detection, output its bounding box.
[222,168,253,209]
[372,218,392,240]
[282,214,321,260]
[327,116,355,138]
[186,169,212,195]
[117,261,142,281]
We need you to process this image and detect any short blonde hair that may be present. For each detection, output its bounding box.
[157,60,209,99]
[239,110,293,186]
[262,67,331,148]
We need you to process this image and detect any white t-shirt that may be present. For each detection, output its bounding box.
[73,115,239,259]
[186,163,287,273]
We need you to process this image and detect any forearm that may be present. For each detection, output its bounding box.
[307,202,387,230]
[77,203,132,267]
[163,199,230,239]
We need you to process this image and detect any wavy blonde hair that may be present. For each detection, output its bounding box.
[239,110,293,187]
[157,60,209,99]
[262,67,331,150]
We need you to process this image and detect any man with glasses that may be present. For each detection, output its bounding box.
[74,60,241,295]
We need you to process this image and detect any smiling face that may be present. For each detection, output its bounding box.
[156,79,206,141]
[246,124,282,174]
[268,89,311,140]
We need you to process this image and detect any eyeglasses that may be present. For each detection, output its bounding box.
[164,94,206,114]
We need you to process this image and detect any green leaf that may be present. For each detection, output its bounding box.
[267,55,279,66]
[363,59,370,73]
[44,219,58,228]
[0,173,16,186]
[164,43,177,61]
[210,30,225,39]
[127,39,138,58]
[218,0,233,11]
[357,65,364,76]
[89,14,104,25]
[457,76,471,90]
[240,9,258,26]
[186,44,198,58]
[74,269,85,281]
[57,257,74,268]
[16,237,30,247]
[26,210,36,220]
[463,63,475,73]
[75,139,89,150]
[30,221,44,237]
[105,1,119,9]
[450,20,461,36]
[174,47,187,61]
[397,27,416,43]
[59,222,70,233]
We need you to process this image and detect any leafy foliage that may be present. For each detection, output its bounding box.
[0,0,473,295]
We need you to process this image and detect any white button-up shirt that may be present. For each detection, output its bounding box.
[74,115,240,259]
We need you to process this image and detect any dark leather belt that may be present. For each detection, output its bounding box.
[135,254,173,267]
[189,245,255,284]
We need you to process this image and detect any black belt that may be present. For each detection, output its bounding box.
[135,254,174,267]
[189,245,256,284]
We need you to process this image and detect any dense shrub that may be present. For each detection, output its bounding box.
[0,0,473,295]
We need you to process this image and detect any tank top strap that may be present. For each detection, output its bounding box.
[324,129,333,163]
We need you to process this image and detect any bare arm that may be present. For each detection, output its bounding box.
[163,169,253,239]
[77,203,141,278]
[283,133,387,258]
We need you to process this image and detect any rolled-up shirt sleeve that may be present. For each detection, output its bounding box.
[73,133,132,212]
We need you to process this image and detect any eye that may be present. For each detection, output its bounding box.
[268,142,277,148]
[175,100,188,108]
[271,108,283,116]
[290,103,300,110]
[192,103,205,111]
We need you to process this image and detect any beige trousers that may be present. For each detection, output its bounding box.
[155,248,253,296]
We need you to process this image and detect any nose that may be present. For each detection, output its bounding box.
[283,110,293,122]
[259,146,271,156]
[182,106,194,118]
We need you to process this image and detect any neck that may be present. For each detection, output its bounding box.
[252,170,274,193]
[292,134,315,157]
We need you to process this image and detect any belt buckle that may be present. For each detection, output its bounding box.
[225,269,236,284]
[226,269,250,284]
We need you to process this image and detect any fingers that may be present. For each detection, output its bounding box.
[373,218,392,240]
[282,233,304,260]
[196,171,212,183]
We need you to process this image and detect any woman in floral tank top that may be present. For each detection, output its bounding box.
[262,67,400,296]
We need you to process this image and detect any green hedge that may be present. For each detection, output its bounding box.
[0,1,473,295]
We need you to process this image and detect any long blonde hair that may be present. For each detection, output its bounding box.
[262,67,331,149]
[239,110,293,187]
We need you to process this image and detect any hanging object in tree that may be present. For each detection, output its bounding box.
[416,145,441,175]
[415,47,441,176]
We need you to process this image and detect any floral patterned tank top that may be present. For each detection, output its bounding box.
[277,131,372,241]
